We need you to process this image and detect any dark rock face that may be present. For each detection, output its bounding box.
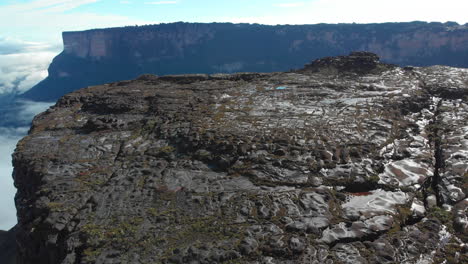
[0,227,17,264]
[301,51,395,75]
[22,21,468,101]
[13,53,468,263]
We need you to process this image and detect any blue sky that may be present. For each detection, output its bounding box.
[0,0,467,230]
[1,0,467,44]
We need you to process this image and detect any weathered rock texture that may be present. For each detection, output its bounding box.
[13,52,468,263]
[23,22,468,101]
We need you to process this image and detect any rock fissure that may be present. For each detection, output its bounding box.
[431,100,445,208]
[327,229,387,249]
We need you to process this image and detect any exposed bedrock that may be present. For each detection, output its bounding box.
[13,52,468,263]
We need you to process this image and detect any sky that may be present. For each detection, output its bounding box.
[0,0,467,230]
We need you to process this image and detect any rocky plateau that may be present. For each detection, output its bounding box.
[11,52,468,263]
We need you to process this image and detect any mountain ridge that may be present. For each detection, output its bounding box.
[22,21,468,101]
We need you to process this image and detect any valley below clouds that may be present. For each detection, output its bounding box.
[0,36,62,230]
[0,127,28,230]
[0,36,57,229]
[0,37,59,96]
[0,101,53,230]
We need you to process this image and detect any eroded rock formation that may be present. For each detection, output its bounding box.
[13,52,468,263]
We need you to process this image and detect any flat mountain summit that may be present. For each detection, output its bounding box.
[22,22,468,101]
[12,52,468,263]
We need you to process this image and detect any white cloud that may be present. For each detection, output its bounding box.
[0,126,28,230]
[0,36,61,53]
[4,0,100,13]
[0,37,58,95]
[0,101,53,230]
[120,0,132,4]
[40,0,100,13]
[0,1,154,43]
[0,52,56,95]
[145,1,178,5]
[273,2,305,8]
[0,1,155,96]
[15,100,55,123]
[0,36,57,55]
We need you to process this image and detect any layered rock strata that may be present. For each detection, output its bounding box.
[23,22,468,101]
[13,53,468,263]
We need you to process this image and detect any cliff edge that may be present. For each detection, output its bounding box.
[13,52,468,263]
[22,22,468,101]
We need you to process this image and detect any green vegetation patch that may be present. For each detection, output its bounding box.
[81,217,145,261]
[427,207,454,233]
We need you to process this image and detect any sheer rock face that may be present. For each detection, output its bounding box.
[13,53,468,263]
[22,22,468,101]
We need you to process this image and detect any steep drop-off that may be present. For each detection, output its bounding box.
[13,52,468,263]
[22,22,468,101]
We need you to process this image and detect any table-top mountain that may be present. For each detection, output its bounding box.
[22,21,468,101]
[13,52,468,263]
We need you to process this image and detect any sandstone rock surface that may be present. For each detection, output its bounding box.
[13,53,468,263]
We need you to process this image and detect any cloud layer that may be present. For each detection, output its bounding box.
[0,37,59,95]
[0,127,26,230]
[0,101,54,230]
[0,0,151,96]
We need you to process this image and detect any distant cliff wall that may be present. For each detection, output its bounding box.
[62,23,215,60]
[22,22,468,101]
